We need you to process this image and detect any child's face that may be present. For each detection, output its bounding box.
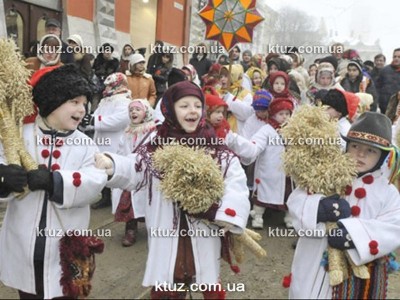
[46,96,87,131]
[347,141,382,173]
[268,64,278,74]
[123,46,133,56]
[220,74,229,87]
[174,96,203,133]
[255,110,268,120]
[252,71,262,87]
[129,105,146,124]
[347,65,360,81]
[209,107,225,126]
[162,54,171,64]
[318,74,333,87]
[325,106,342,119]
[272,110,291,124]
[272,77,286,94]
[242,53,251,63]
[182,68,192,81]
[308,66,317,77]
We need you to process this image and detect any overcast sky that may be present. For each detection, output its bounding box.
[266,0,399,61]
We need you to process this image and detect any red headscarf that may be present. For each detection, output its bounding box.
[268,71,291,98]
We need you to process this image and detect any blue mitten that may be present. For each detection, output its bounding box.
[317,194,351,223]
[327,222,355,250]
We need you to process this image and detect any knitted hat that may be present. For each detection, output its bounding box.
[347,59,363,74]
[205,94,227,112]
[33,64,93,117]
[319,56,338,71]
[268,98,294,116]
[342,112,392,149]
[129,53,145,67]
[67,34,83,48]
[252,89,273,111]
[102,72,130,97]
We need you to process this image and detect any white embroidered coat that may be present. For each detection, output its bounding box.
[0,122,107,298]
[106,148,250,286]
[287,170,400,299]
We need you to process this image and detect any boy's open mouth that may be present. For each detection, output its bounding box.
[71,116,80,122]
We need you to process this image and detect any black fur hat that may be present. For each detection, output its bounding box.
[321,89,348,117]
[33,65,93,117]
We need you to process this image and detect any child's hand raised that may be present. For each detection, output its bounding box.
[317,194,351,223]
[94,153,114,176]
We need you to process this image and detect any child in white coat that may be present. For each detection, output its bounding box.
[81,72,132,209]
[114,99,156,246]
[226,97,294,229]
[0,65,107,299]
[95,81,250,299]
[288,112,400,299]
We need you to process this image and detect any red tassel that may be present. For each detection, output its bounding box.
[230,265,240,273]
[282,273,292,288]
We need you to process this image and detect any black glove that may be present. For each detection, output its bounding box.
[0,164,28,193]
[317,194,351,223]
[80,114,94,127]
[328,223,355,250]
[27,166,54,194]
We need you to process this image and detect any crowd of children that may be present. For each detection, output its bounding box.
[1,36,400,300]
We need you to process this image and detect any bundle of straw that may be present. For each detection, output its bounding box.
[281,105,369,286]
[153,144,266,264]
[0,39,37,175]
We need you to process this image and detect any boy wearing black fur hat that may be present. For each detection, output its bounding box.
[321,89,360,149]
[0,65,108,298]
[288,112,400,299]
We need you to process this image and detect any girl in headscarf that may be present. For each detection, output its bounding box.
[95,81,250,299]
[114,99,156,247]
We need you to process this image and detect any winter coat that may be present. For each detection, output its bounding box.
[0,122,107,298]
[288,170,400,299]
[376,65,400,113]
[340,74,378,111]
[226,124,286,206]
[127,73,157,107]
[93,92,132,153]
[106,147,250,286]
[189,54,213,85]
[93,54,120,82]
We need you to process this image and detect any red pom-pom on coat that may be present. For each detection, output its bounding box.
[354,187,366,199]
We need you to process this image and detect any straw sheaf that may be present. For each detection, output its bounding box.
[152,144,225,214]
[0,38,34,123]
[280,105,357,195]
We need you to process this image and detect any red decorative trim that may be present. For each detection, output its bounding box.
[344,185,352,196]
[98,115,102,122]
[55,139,64,147]
[369,240,378,249]
[51,163,60,171]
[354,187,366,199]
[41,149,50,158]
[255,178,261,184]
[351,205,361,216]
[73,178,81,187]
[362,175,374,184]
[225,208,236,217]
[52,150,61,159]
[370,248,379,255]
[72,172,81,179]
